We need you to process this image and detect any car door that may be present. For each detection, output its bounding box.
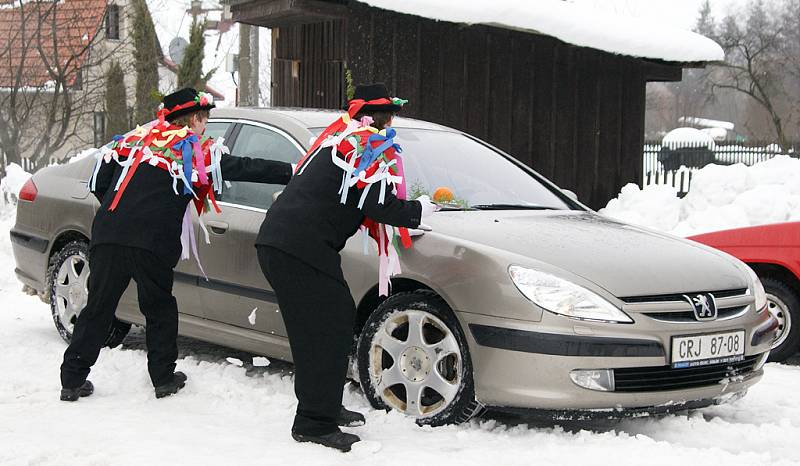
[194,120,303,336]
[115,122,236,323]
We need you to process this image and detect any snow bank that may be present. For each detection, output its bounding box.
[602,155,800,236]
[360,0,723,62]
[0,163,32,206]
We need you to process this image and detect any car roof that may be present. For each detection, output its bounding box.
[210,106,457,132]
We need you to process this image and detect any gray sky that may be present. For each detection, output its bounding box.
[569,0,748,31]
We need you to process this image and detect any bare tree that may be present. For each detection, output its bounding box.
[706,1,792,149]
[0,0,132,177]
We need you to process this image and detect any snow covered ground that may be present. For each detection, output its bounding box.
[1,190,800,464]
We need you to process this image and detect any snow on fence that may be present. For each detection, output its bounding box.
[643,140,796,195]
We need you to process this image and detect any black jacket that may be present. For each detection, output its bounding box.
[256,146,422,283]
[91,155,293,267]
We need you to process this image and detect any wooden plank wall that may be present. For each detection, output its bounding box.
[272,21,346,108]
[272,4,654,209]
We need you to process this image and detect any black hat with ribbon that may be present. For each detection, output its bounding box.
[344,83,407,115]
[160,87,216,122]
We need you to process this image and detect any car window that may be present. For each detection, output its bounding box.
[221,123,302,209]
[310,127,572,210]
[204,121,231,141]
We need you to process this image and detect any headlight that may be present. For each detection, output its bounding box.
[745,266,767,313]
[508,266,632,323]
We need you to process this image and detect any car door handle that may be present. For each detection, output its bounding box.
[206,220,229,234]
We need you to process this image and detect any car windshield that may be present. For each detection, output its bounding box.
[311,128,573,210]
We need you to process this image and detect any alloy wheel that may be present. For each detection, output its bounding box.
[368,309,463,418]
[54,253,89,335]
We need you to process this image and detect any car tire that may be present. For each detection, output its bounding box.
[761,277,799,362]
[47,241,131,348]
[356,290,482,426]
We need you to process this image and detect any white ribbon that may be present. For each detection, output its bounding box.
[208,137,229,194]
[88,145,118,191]
[112,147,138,192]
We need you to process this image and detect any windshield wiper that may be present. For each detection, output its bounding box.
[436,205,475,211]
[469,204,558,211]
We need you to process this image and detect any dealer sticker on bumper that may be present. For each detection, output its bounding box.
[671,330,746,368]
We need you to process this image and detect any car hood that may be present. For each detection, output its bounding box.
[427,210,749,298]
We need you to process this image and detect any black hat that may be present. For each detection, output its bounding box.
[161,87,216,121]
[344,83,406,113]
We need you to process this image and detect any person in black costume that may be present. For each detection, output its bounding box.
[60,88,293,401]
[256,83,438,452]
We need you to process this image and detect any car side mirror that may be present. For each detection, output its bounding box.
[562,189,578,202]
[272,190,283,202]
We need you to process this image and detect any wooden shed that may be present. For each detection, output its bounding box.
[229,0,721,209]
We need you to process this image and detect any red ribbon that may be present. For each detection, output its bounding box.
[294,97,396,173]
[163,100,204,119]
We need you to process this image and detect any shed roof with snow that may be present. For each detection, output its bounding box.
[357,0,724,63]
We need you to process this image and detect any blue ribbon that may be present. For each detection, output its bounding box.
[173,134,199,195]
[355,128,401,176]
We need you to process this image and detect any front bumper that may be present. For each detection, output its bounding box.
[458,310,773,411]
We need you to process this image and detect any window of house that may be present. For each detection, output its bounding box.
[93,112,106,147]
[106,4,120,40]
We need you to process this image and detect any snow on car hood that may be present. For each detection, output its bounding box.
[427,210,749,298]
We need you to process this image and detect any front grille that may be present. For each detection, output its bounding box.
[643,305,748,323]
[620,288,748,304]
[613,355,760,392]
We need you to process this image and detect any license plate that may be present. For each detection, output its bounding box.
[671,330,746,368]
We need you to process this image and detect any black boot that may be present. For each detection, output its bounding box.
[60,380,94,402]
[337,406,365,427]
[291,429,361,452]
[154,371,187,399]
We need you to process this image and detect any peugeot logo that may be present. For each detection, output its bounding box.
[683,293,718,321]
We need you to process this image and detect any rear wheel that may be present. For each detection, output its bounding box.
[356,291,482,426]
[48,241,131,347]
[762,277,799,362]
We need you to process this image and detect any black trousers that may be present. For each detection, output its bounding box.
[60,245,179,389]
[257,245,356,436]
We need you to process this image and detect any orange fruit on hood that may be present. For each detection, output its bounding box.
[433,187,454,203]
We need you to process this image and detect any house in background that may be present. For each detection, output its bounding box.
[228,0,723,209]
[0,0,225,172]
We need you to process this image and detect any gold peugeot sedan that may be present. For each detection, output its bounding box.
[10,108,779,425]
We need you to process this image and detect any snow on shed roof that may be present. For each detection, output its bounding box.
[359,0,724,63]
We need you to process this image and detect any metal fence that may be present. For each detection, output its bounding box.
[643,140,796,195]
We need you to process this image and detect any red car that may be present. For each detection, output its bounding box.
[690,222,800,362]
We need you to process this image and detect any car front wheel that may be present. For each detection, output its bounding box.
[762,277,799,362]
[356,291,482,426]
[48,240,131,348]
